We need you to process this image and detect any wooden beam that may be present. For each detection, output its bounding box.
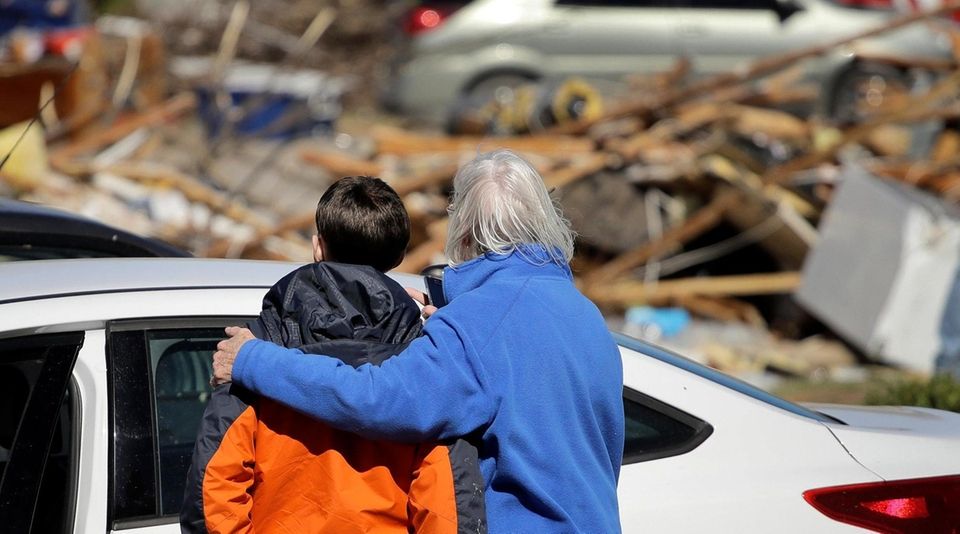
[300,149,383,177]
[49,92,196,166]
[586,272,802,308]
[583,190,738,286]
[102,161,273,232]
[765,71,960,184]
[543,153,610,190]
[372,125,594,157]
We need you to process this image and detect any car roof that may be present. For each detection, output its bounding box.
[0,258,424,305]
[0,198,190,259]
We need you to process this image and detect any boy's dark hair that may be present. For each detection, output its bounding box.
[315,176,409,272]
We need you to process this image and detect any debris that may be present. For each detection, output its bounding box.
[797,164,960,374]
[12,2,960,385]
[587,272,802,309]
[0,121,48,191]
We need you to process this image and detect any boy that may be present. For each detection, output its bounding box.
[180,176,485,534]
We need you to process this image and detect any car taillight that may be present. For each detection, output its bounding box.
[803,474,960,533]
[404,6,454,35]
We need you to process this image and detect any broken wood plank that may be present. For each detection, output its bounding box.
[390,161,461,196]
[397,219,449,273]
[101,161,273,231]
[606,102,727,160]
[583,190,739,286]
[49,92,196,166]
[931,129,960,163]
[863,124,913,157]
[727,104,810,144]
[672,294,767,328]
[765,70,960,184]
[543,153,611,190]
[396,237,445,274]
[300,148,384,177]
[586,271,802,308]
[371,125,594,157]
[203,161,459,258]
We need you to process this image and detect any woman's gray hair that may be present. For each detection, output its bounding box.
[445,149,575,265]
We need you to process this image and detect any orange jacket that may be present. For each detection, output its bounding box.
[180,263,486,534]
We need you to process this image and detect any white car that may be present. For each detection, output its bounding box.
[1,258,958,533]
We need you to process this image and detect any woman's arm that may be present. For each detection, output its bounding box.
[231,317,494,442]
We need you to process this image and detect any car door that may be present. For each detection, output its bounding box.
[0,332,83,534]
[673,0,816,74]
[106,318,250,533]
[533,0,686,79]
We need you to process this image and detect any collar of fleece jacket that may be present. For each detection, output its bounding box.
[442,244,573,303]
[250,262,423,357]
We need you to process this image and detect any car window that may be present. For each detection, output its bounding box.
[0,333,81,534]
[108,320,247,526]
[148,330,221,515]
[615,332,839,424]
[623,387,712,464]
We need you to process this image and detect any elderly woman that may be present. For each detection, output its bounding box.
[213,149,624,533]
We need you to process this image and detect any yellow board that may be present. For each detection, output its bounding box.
[0,120,48,191]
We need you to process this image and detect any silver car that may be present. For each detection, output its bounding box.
[383,0,952,124]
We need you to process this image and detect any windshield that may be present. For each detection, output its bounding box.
[614,332,841,424]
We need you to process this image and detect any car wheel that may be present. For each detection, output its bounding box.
[446,72,539,134]
[466,72,539,106]
[826,62,910,125]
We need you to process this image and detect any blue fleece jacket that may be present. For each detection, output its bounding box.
[233,246,625,533]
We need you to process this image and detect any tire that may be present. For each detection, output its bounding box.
[826,62,910,125]
[446,72,539,134]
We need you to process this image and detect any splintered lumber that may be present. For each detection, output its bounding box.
[930,129,960,163]
[868,157,960,195]
[300,148,383,177]
[607,102,726,160]
[203,162,460,258]
[102,161,273,231]
[720,186,811,270]
[390,161,461,196]
[586,272,802,308]
[583,190,739,286]
[397,220,449,274]
[552,0,960,135]
[711,64,816,108]
[371,125,594,157]
[850,51,957,72]
[0,120,48,191]
[863,125,913,157]
[700,154,817,218]
[396,238,445,274]
[543,153,611,190]
[765,70,960,184]
[727,104,810,144]
[672,295,767,328]
[627,57,691,93]
[49,92,196,166]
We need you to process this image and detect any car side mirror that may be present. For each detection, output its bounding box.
[774,0,803,23]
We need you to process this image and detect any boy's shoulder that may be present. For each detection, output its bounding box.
[278,262,408,299]
[255,261,421,342]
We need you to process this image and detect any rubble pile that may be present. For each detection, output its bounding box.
[5,6,960,380]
